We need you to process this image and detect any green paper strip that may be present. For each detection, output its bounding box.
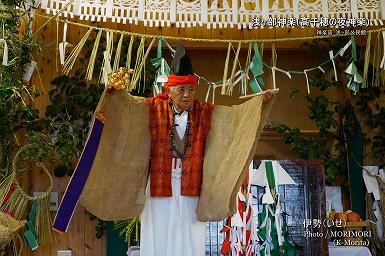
[26,220,38,239]
[265,160,276,189]
[24,230,38,250]
[249,42,264,93]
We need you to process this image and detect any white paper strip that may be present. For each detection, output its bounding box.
[23,61,37,81]
[304,69,310,94]
[329,50,338,82]
[0,39,8,66]
[380,31,385,69]
[339,40,352,57]
[59,22,73,65]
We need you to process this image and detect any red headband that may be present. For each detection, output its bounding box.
[163,74,198,88]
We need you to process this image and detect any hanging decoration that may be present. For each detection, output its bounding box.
[381,31,385,70]
[252,160,297,256]
[58,22,72,65]
[0,145,53,245]
[344,36,363,95]
[0,39,9,66]
[51,15,384,98]
[220,163,258,256]
[362,32,371,88]
[40,0,383,29]
[222,161,298,256]
[151,37,172,94]
[372,31,382,87]
[24,201,39,250]
[248,42,264,93]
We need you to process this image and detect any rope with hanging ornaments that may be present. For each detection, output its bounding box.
[35,13,385,43]
[34,12,385,99]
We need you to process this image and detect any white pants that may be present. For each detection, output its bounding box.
[140,159,207,256]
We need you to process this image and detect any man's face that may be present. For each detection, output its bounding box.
[168,84,195,111]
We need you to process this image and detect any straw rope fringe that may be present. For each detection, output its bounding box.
[86,30,102,81]
[228,42,241,95]
[126,35,135,69]
[362,32,371,88]
[221,42,231,94]
[129,38,156,92]
[372,32,381,87]
[62,28,93,75]
[113,34,124,72]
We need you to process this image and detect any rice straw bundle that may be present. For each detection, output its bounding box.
[86,30,102,81]
[362,32,371,88]
[221,42,232,95]
[126,36,135,69]
[0,145,53,245]
[129,38,156,92]
[0,212,26,249]
[62,28,93,75]
[227,42,241,95]
[113,34,124,72]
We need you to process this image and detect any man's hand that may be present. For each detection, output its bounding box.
[262,89,276,103]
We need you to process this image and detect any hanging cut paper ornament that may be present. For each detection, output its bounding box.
[221,162,261,256]
[22,61,37,81]
[258,205,277,256]
[250,160,296,189]
[221,218,233,255]
[249,42,264,93]
[344,37,363,95]
[24,201,38,250]
[380,31,385,70]
[252,160,298,255]
[0,39,8,66]
[339,39,352,57]
[151,37,171,94]
[59,22,73,65]
[302,66,324,94]
[204,81,222,103]
[344,62,363,95]
[329,50,338,82]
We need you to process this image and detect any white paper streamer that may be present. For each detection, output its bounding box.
[329,50,338,82]
[59,22,73,65]
[22,61,37,81]
[271,66,291,90]
[304,69,311,94]
[339,39,352,57]
[380,31,385,69]
[275,194,284,246]
[0,39,9,66]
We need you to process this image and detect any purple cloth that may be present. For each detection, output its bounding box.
[53,118,104,233]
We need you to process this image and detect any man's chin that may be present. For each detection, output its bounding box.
[181,103,192,109]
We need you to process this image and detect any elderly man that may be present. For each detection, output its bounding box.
[140,50,274,256]
[53,46,275,256]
